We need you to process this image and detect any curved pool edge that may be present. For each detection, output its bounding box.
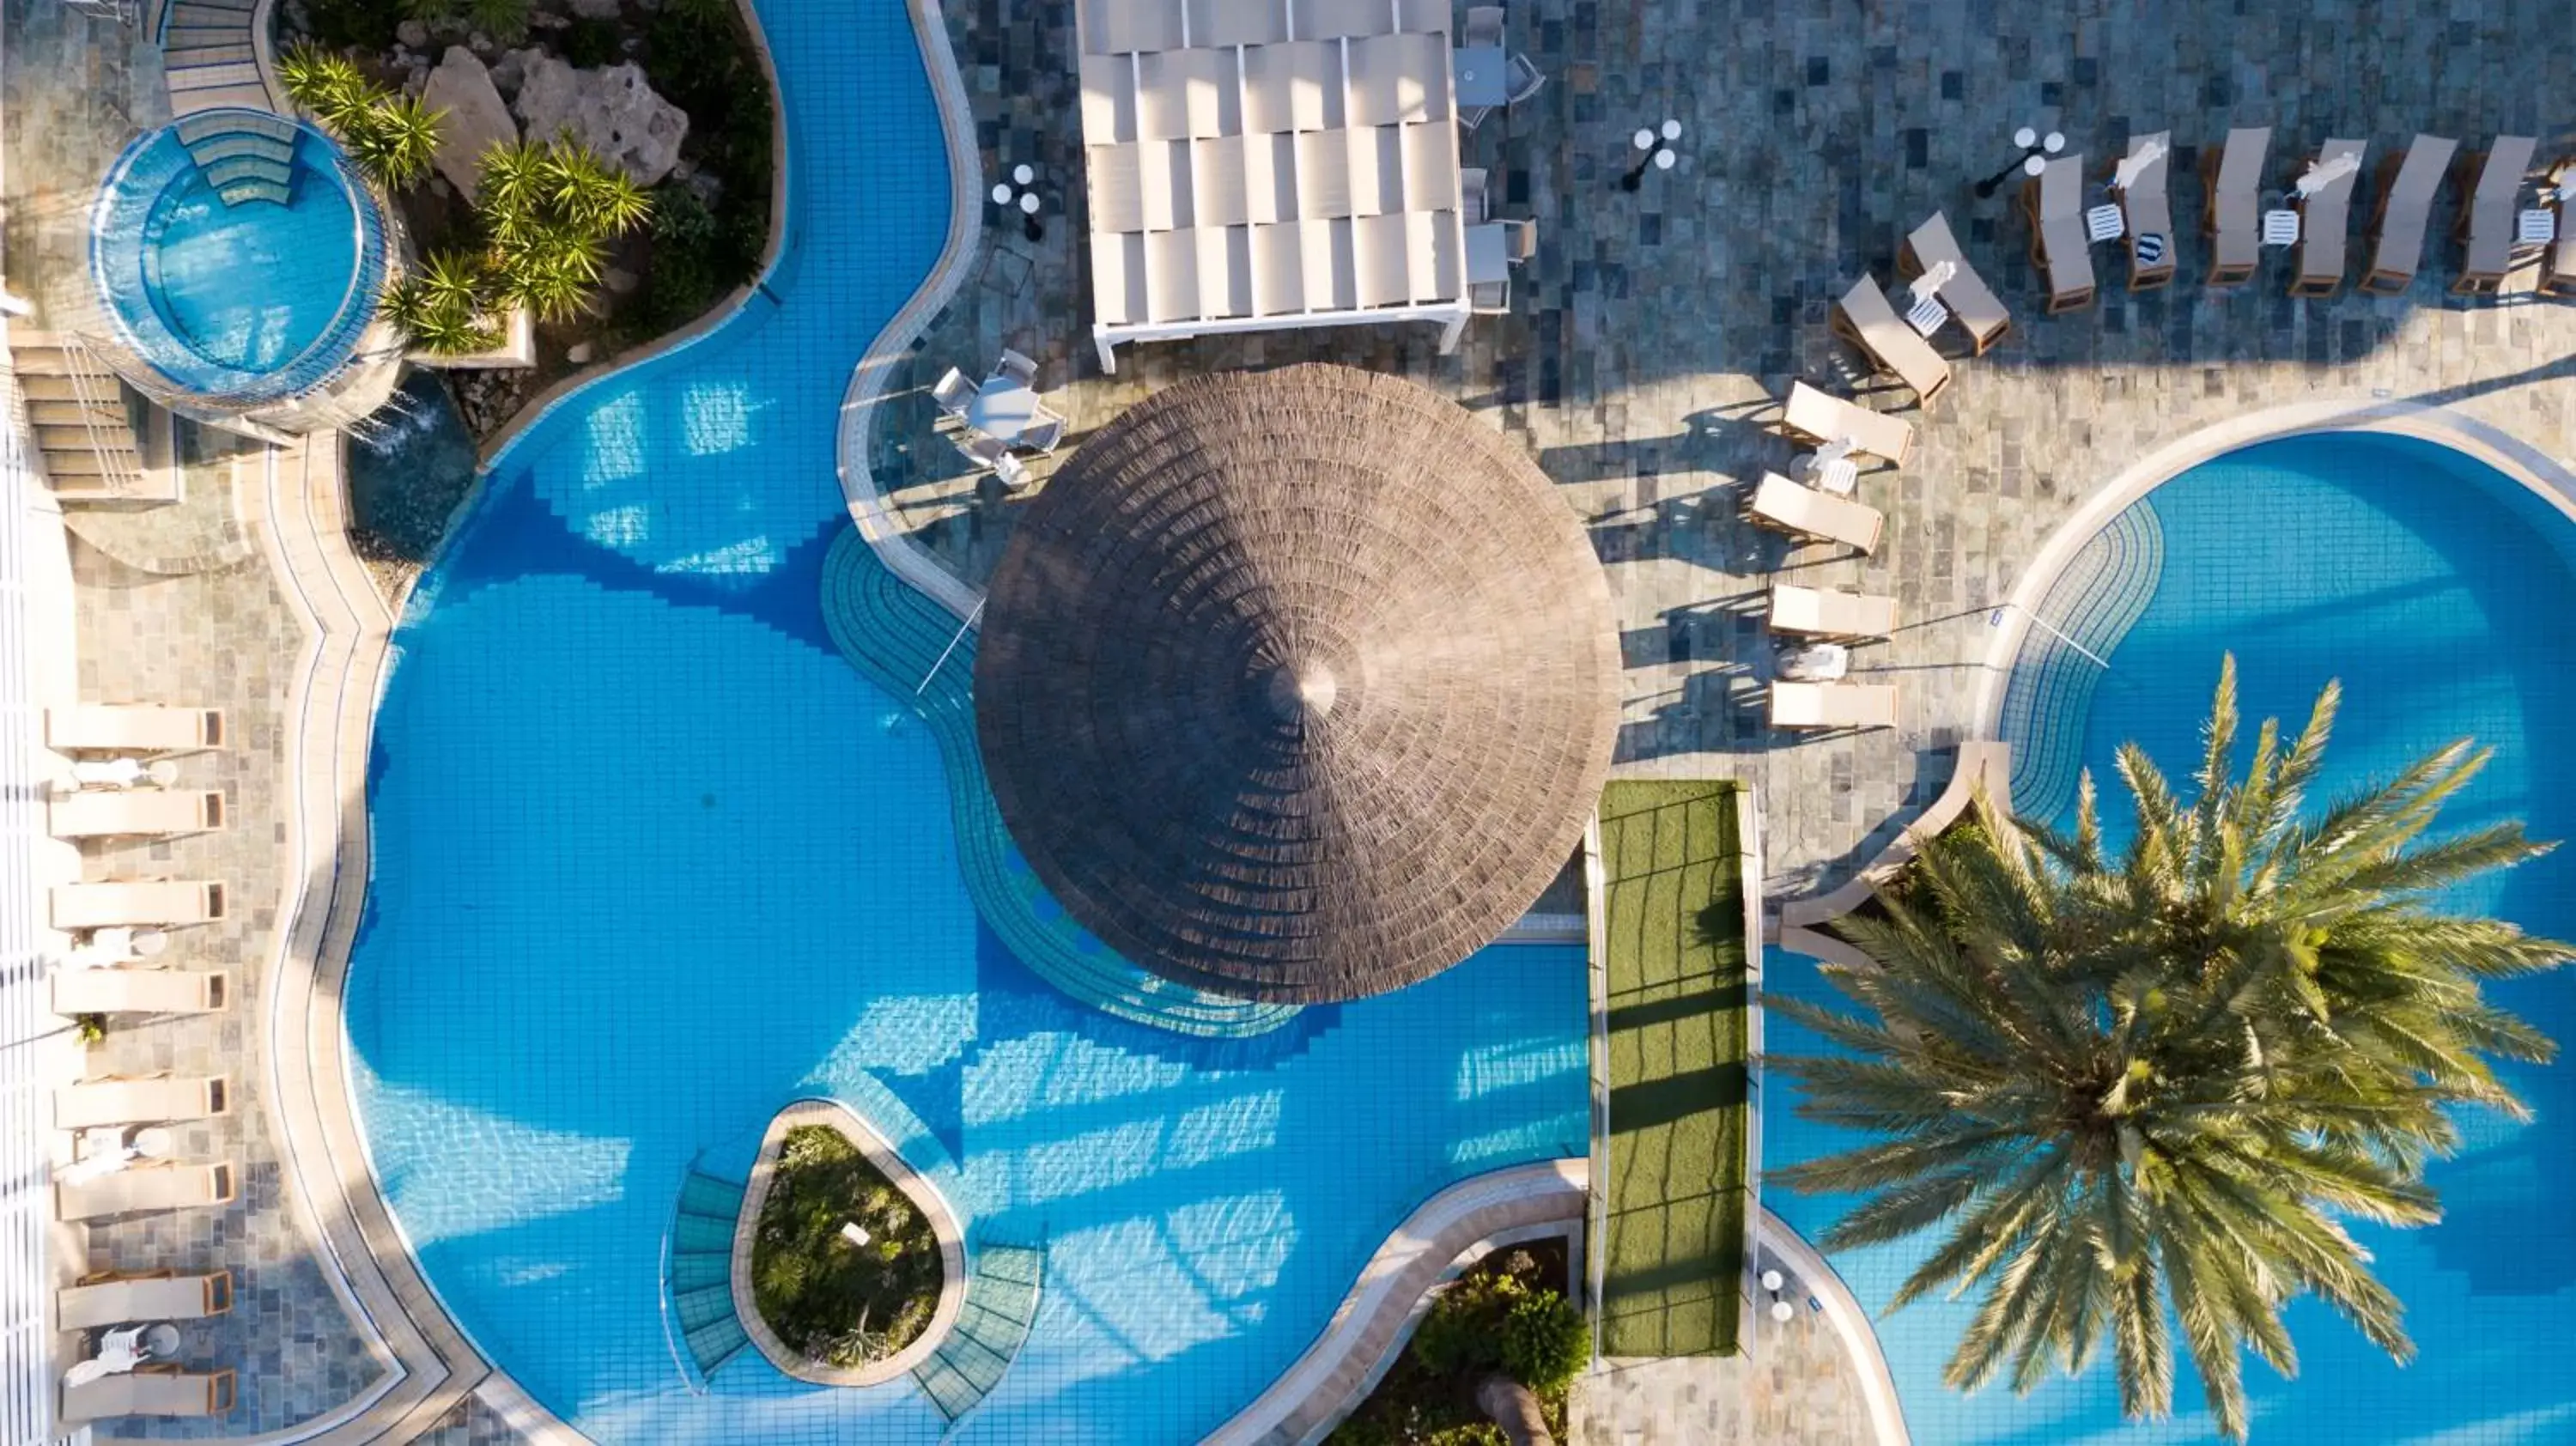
[1970,398,2576,744]
[830,0,986,625]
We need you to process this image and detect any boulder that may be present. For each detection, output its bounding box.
[423,47,518,199]
[511,56,688,186]
[568,0,620,15]
[488,46,542,101]
[396,18,427,46]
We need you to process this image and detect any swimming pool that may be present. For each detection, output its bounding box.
[342,2,1589,1440]
[88,110,386,403]
[1769,430,2576,1444]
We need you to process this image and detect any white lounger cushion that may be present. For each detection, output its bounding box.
[56,1074,230,1130]
[1780,382,1915,467]
[59,1272,232,1330]
[51,881,227,929]
[49,790,226,839]
[60,1365,235,1420]
[52,967,228,1016]
[56,1161,236,1220]
[46,706,224,754]
[1770,681,1899,731]
[1770,585,1898,639]
[1746,474,1883,554]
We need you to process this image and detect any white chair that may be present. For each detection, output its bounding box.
[954,434,1010,471]
[994,348,1039,388]
[994,454,1033,490]
[1503,52,1545,106]
[1500,217,1538,264]
[1461,167,1491,223]
[1462,5,1503,48]
[931,368,977,417]
[1469,276,1510,313]
[1019,414,1066,453]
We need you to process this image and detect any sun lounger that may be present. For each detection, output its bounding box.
[49,790,226,840]
[1770,681,1899,732]
[57,1161,236,1220]
[2205,127,2271,285]
[1829,276,1952,408]
[46,706,225,756]
[59,1271,234,1331]
[2547,165,2576,298]
[1898,212,2010,354]
[52,967,228,1016]
[2022,154,2095,313]
[2361,136,2460,293]
[52,881,227,930]
[62,1364,236,1421]
[2114,131,2174,289]
[1769,585,1898,640]
[1744,474,1883,555]
[2455,137,2537,295]
[56,1074,230,1130]
[2288,138,2366,296]
[1779,381,1914,467]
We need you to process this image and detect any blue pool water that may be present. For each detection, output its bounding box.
[89,113,381,399]
[1769,433,2576,1444]
[343,2,1589,1440]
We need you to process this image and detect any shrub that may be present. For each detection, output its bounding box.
[461,138,650,323]
[72,1013,106,1046]
[277,43,373,131]
[465,0,530,44]
[750,1126,944,1367]
[559,15,621,67]
[279,45,447,192]
[382,249,501,355]
[1410,1272,1519,1376]
[1498,1290,1588,1394]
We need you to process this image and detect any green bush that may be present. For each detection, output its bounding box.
[750,1126,944,1367]
[559,15,622,67]
[278,45,447,192]
[301,0,409,48]
[1498,1290,1587,1394]
[1410,1273,1517,1376]
[465,0,529,42]
[381,249,501,355]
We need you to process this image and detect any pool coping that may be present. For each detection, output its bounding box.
[1971,398,2576,742]
[727,1099,968,1390]
[830,0,986,625]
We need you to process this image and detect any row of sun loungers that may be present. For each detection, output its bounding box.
[2021,129,2571,302]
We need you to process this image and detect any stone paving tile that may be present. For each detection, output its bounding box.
[65,526,386,1438]
[1571,1301,1873,1445]
[0,0,167,325]
[890,0,2576,905]
[416,1389,535,1445]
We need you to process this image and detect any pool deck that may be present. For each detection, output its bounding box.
[14,0,2576,1440]
[871,0,2576,908]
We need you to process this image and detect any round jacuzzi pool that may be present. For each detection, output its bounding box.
[88,108,387,405]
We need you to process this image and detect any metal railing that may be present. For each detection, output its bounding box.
[53,336,145,499]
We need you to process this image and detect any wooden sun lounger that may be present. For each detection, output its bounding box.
[1829,276,1952,408]
[2455,136,2537,295]
[1769,585,1898,640]
[1744,474,1883,555]
[52,967,229,1016]
[2363,136,2460,293]
[2022,153,2095,313]
[1769,681,1899,732]
[1778,381,1915,467]
[2115,131,2174,289]
[56,1073,230,1130]
[45,706,225,756]
[61,1364,236,1421]
[57,1161,236,1220]
[2205,127,2271,285]
[1898,211,2010,354]
[2290,138,2366,296]
[49,790,227,840]
[51,880,227,931]
[59,1270,234,1330]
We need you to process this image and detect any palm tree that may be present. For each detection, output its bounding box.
[276,44,371,134]
[381,250,499,355]
[1771,656,2568,1442]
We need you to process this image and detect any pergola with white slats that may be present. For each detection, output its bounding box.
[1077,0,1474,372]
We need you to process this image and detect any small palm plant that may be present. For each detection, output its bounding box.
[1771,656,2569,1442]
[276,43,373,134]
[343,92,446,191]
[465,0,531,43]
[381,249,501,355]
[489,225,606,322]
[470,137,650,323]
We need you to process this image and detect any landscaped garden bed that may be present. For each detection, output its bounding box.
[1328,1240,1587,1445]
[749,1124,944,1370]
[276,0,777,440]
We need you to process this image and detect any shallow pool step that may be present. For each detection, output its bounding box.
[666,1169,752,1383]
[174,108,295,146]
[165,58,261,89]
[165,0,253,27]
[912,1244,1043,1422]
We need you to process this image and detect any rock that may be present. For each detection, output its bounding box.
[602,266,638,295]
[428,175,452,199]
[620,35,640,52]
[511,57,689,186]
[396,18,428,46]
[529,10,568,27]
[488,46,540,100]
[685,170,720,206]
[568,0,619,15]
[286,0,311,31]
[404,64,429,94]
[423,47,518,199]
[469,30,496,52]
[566,341,596,364]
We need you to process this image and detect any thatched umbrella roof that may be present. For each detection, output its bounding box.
[972,364,1620,1003]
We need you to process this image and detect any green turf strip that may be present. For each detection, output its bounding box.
[1597,781,1749,1358]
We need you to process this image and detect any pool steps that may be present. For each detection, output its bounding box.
[1997,499,2165,822]
[910,1244,1042,1422]
[0,331,173,505]
[157,0,271,117]
[665,1168,753,1382]
[819,526,1303,1038]
[173,110,299,208]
